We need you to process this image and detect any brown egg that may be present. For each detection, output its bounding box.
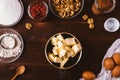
[103,57,115,70]
[112,53,120,65]
[82,71,96,80]
[112,65,120,78]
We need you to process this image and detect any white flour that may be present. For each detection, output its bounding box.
[0,0,22,26]
[0,33,22,58]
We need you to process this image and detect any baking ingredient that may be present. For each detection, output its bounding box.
[97,0,113,11]
[103,57,115,70]
[29,1,47,20]
[112,53,120,65]
[0,0,22,26]
[87,18,95,29]
[112,65,120,78]
[0,33,22,58]
[25,23,32,30]
[91,4,102,15]
[48,33,82,68]
[53,0,81,18]
[82,14,88,20]
[87,18,94,24]
[82,71,96,80]
[11,65,25,80]
[91,0,114,15]
[82,15,95,29]
[1,36,15,49]
[89,23,95,29]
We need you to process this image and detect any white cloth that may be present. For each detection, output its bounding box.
[79,39,120,80]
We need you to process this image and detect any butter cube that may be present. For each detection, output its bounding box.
[48,53,55,62]
[72,44,82,55]
[54,57,62,63]
[65,38,76,46]
[57,34,64,41]
[57,41,64,48]
[52,47,59,55]
[59,48,67,57]
[66,50,75,58]
[51,37,58,46]
[60,57,69,68]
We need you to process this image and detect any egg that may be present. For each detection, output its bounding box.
[103,57,115,70]
[112,65,120,78]
[112,53,120,65]
[82,71,96,80]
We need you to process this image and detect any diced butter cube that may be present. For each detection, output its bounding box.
[57,34,64,41]
[57,41,64,48]
[65,38,76,46]
[59,48,67,57]
[48,53,55,62]
[51,37,58,46]
[72,44,82,56]
[52,47,59,55]
[54,57,62,63]
[66,50,75,58]
[60,57,69,68]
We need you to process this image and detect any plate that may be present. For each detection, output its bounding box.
[0,0,24,27]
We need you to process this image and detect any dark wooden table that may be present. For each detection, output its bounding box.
[0,0,120,80]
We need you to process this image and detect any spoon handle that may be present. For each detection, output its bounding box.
[11,73,18,80]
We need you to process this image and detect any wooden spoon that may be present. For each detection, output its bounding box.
[11,65,25,80]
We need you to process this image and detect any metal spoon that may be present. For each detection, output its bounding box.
[11,65,25,80]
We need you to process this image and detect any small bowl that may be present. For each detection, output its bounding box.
[0,28,24,63]
[27,1,48,21]
[45,32,82,69]
[49,0,84,19]
[104,18,120,32]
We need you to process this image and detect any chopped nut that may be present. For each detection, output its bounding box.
[25,23,32,30]
[53,0,60,4]
[82,14,88,20]
[90,18,94,23]
[87,18,94,24]
[89,23,95,29]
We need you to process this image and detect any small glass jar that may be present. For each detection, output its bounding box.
[92,0,116,15]
[27,1,48,21]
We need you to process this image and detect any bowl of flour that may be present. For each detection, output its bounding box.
[0,28,24,63]
[0,0,24,27]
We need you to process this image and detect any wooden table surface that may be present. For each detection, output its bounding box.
[0,0,120,80]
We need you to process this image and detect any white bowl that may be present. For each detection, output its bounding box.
[0,0,24,27]
[104,18,120,32]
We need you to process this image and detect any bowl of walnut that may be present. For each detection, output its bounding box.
[45,32,82,69]
[49,0,84,19]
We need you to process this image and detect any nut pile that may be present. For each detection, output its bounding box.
[53,0,81,18]
[82,14,95,29]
